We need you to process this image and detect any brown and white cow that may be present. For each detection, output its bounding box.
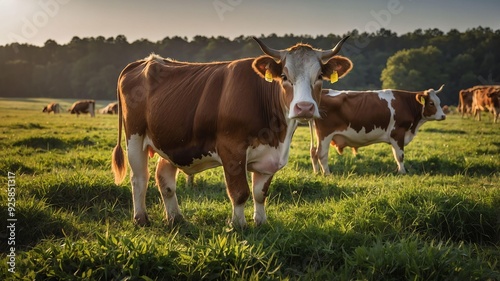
[472,86,500,123]
[112,37,352,227]
[458,88,474,118]
[68,100,96,117]
[310,85,446,175]
[100,102,118,114]
[42,102,60,114]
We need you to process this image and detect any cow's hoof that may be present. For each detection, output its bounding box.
[166,214,185,227]
[134,214,150,226]
[229,219,248,230]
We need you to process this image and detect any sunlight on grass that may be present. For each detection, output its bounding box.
[0,99,499,280]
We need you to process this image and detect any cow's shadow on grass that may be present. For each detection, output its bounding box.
[13,136,95,151]
[31,181,133,218]
[420,128,468,135]
[296,154,498,177]
[0,200,76,252]
[405,157,498,176]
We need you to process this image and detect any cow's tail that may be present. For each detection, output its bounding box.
[112,87,127,184]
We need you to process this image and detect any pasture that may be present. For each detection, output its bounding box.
[0,97,499,280]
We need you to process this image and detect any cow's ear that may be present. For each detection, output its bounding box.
[416,93,426,105]
[252,56,282,82]
[322,56,353,81]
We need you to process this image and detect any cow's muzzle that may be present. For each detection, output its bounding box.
[292,101,316,119]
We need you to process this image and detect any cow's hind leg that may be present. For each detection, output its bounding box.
[317,136,333,175]
[127,134,150,226]
[155,158,183,225]
[252,172,273,226]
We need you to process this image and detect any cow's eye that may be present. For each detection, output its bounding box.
[429,101,434,106]
[281,74,288,81]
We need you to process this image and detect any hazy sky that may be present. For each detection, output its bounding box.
[1,0,499,46]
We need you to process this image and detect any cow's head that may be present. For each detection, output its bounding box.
[252,37,352,120]
[416,84,446,121]
[487,90,500,106]
[42,106,48,113]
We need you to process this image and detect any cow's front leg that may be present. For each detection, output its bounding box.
[251,172,273,226]
[155,158,183,225]
[220,148,250,228]
[127,134,150,226]
[390,140,406,174]
[309,121,321,174]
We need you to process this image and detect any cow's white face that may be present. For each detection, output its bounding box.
[281,49,323,120]
[419,85,446,121]
[252,37,352,121]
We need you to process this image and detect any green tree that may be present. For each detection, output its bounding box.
[380,46,448,91]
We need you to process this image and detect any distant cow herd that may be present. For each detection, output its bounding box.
[42,100,118,117]
[38,37,499,227]
[458,85,500,123]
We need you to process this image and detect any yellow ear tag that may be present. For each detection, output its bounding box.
[330,71,338,84]
[265,69,273,82]
[419,96,425,105]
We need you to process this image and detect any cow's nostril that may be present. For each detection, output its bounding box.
[293,102,315,118]
[296,102,314,112]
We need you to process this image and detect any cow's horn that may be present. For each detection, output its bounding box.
[320,36,350,61]
[253,37,281,60]
[436,84,445,94]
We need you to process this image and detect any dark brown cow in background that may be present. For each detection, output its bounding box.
[42,102,60,114]
[310,85,446,175]
[472,86,500,123]
[100,102,118,114]
[112,37,352,228]
[68,100,95,117]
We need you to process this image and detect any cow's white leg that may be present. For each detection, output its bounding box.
[310,148,320,174]
[89,103,95,117]
[185,174,194,188]
[251,172,272,226]
[318,136,332,175]
[309,121,320,174]
[127,134,150,225]
[155,158,183,225]
[390,141,406,174]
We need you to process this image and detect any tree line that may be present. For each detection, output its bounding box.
[1,27,499,106]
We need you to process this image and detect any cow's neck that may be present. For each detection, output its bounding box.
[409,102,425,134]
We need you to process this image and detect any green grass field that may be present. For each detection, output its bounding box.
[1,97,499,280]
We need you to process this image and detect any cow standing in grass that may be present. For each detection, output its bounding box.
[472,86,500,123]
[100,102,118,114]
[42,102,60,114]
[458,88,474,118]
[112,37,352,227]
[68,100,96,117]
[310,85,446,175]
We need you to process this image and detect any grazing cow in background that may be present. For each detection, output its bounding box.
[68,100,95,117]
[310,85,446,175]
[472,86,500,123]
[442,105,450,115]
[112,37,353,227]
[100,102,118,114]
[42,102,60,114]
[458,88,474,118]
